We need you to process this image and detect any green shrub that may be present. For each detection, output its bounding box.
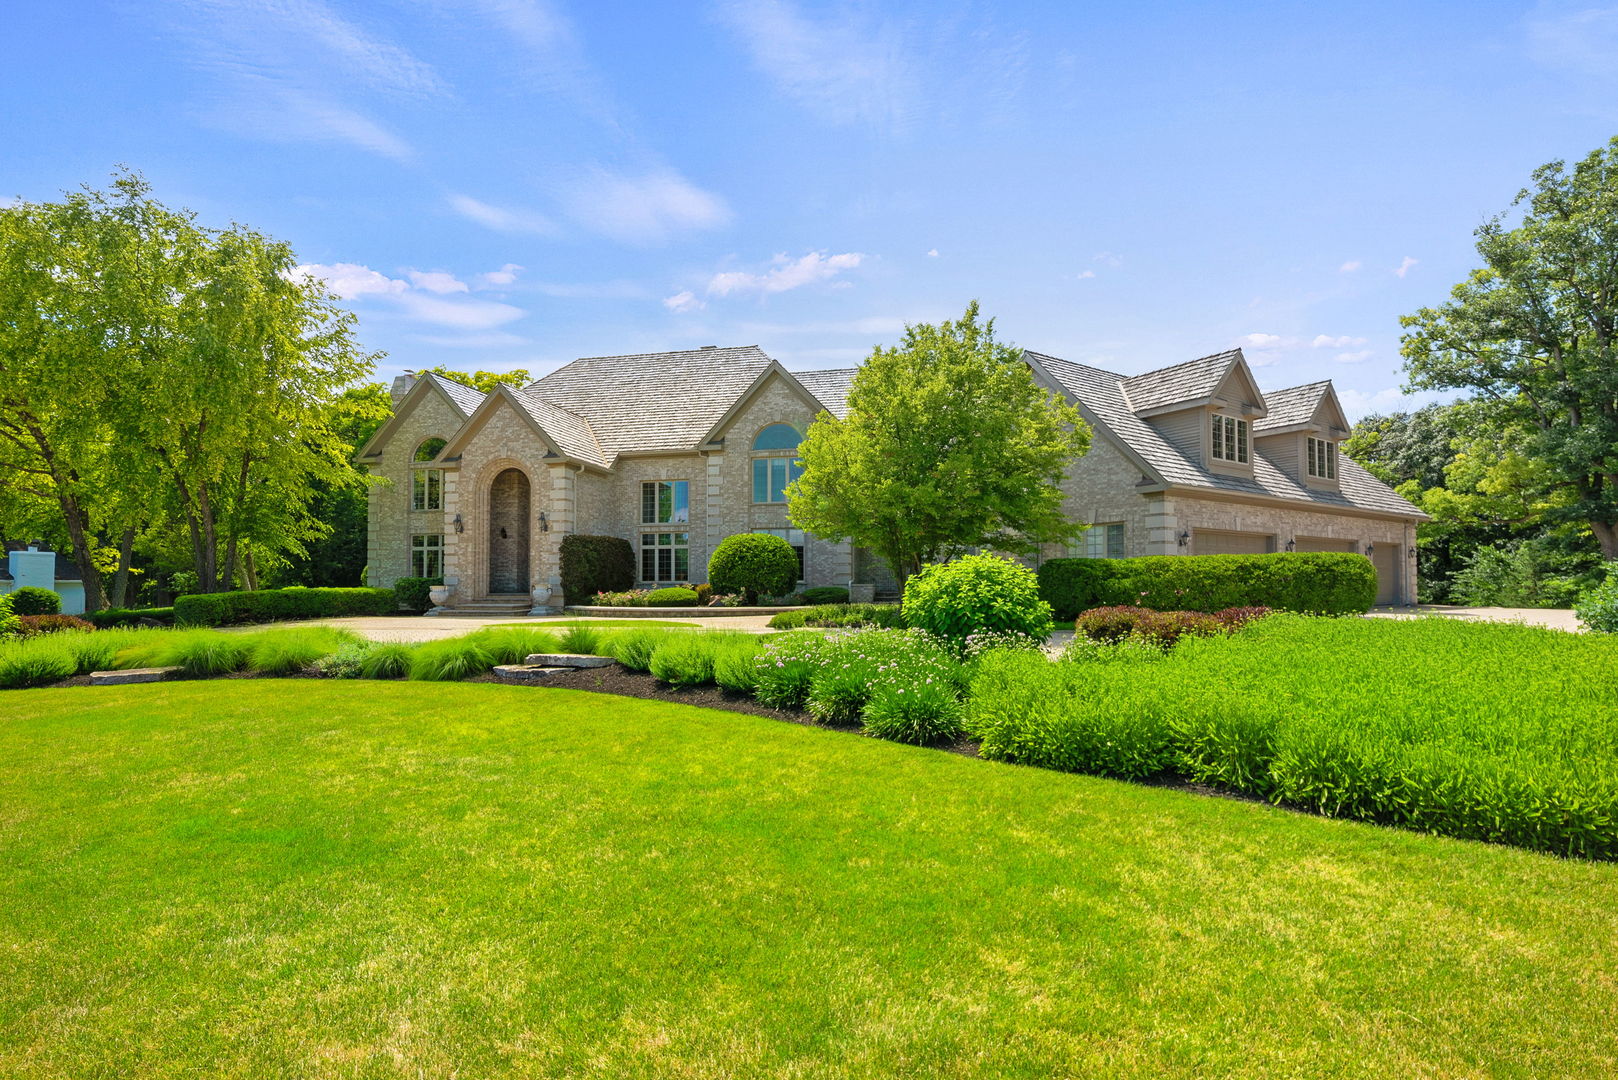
[601,628,676,671]
[800,586,850,605]
[1037,553,1376,618]
[1073,605,1231,649]
[768,603,904,630]
[87,607,175,628]
[969,616,1618,858]
[862,681,965,746]
[646,587,699,608]
[559,534,636,605]
[0,594,17,639]
[393,577,441,615]
[805,628,960,728]
[1576,566,1618,633]
[752,632,830,710]
[314,640,383,679]
[17,614,95,635]
[902,553,1054,650]
[408,638,495,681]
[649,634,721,686]
[9,586,62,616]
[117,629,250,676]
[174,587,399,627]
[590,589,652,607]
[359,643,415,679]
[709,534,799,603]
[243,627,358,675]
[713,636,766,693]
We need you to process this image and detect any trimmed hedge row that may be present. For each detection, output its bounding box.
[86,607,176,628]
[1038,552,1378,619]
[174,587,399,627]
[560,534,636,605]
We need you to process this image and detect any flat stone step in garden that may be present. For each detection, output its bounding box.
[89,667,181,686]
[492,664,571,681]
[524,653,614,668]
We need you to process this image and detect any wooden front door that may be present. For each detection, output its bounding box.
[488,468,530,595]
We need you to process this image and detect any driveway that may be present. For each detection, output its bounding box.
[1366,605,1584,632]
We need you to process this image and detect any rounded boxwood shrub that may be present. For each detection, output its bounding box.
[393,576,441,615]
[708,534,799,604]
[800,585,850,606]
[902,553,1054,649]
[559,534,636,605]
[1576,567,1618,633]
[646,586,699,607]
[10,586,62,616]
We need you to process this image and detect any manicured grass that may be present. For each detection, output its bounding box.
[497,619,702,629]
[2,682,1617,1077]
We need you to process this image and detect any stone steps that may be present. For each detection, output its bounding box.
[430,596,534,617]
[524,653,613,668]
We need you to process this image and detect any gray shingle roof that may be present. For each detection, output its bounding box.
[791,368,857,418]
[422,372,487,416]
[1119,349,1241,413]
[509,391,606,467]
[1254,381,1329,432]
[1029,351,1424,519]
[527,346,774,461]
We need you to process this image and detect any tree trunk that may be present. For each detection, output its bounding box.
[58,491,106,612]
[1594,520,1618,562]
[243,548,260,591]
[109,526,136,608]
[222,535,238,592]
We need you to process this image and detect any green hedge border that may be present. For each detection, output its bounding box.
[1037,552,1378,619]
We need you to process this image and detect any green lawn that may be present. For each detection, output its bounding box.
[3,682,1616,1078]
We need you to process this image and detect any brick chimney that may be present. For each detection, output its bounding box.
[390,370,417,406]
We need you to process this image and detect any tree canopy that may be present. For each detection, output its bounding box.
[1401,137,1618,560]
[788,302,1090,587]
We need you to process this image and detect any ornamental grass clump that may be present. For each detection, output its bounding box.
[358,642,415,680]
[463,627,563,665]
[243,627,359,675]
[118,629,251,677]
[862,680,965,745]
[648,633,725,686]
[0,634,80,689]
[602,628,677,672]
[408,638,496,681]
[713,636,765,693]
[557,625,602,655]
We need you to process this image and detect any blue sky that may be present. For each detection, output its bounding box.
[6,1,1618,418]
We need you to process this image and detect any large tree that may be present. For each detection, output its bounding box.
[0,172,377,604]
[1401,138,1618,559]
[788,302,1090,589]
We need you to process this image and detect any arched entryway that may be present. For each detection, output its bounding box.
[487,468,530,594]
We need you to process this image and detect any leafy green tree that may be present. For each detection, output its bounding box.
[1401,137,1618,560]
[424,367,530,393]
[789,303,1090,589]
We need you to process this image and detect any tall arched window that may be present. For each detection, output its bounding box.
[751,424,804,504]
[412,437,447,511]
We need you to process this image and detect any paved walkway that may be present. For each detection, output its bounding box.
[1366,605,1584,632]
[258,612,786,642]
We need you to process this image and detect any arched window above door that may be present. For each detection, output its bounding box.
[751,424,804,503]
[752,424,801,451]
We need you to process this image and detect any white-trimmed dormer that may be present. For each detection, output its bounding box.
[1120,348,1268,479]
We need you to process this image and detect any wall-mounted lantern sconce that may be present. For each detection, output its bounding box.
[1177,529,1191,548]
[1407,544,1418,561]
[452,514,464,534]
[1284,538,1296,553]
[538,511,549,533]
[1365,542,1375,557]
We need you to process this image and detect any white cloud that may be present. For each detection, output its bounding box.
[1339,260,1362,273]
[160,0,444,160]
[1093,251,1122,267]
[1311,334,1367,348]
[664,290,705,313]
[1335,350,1374,364]
[476,263,524,288]
[926,248,940,257]
[1074,269,1096,279]
[706,251,865,297]
[293,262,524,330]
[448,194,556,236]
[561,168,730,244]
[1394,256,1419,278]
[408,270,469,295]
[715,0,919,130]
[1238,332,1288,350]
[414,331,531,348]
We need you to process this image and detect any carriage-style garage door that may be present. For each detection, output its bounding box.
[1293,536,1358,554]
[1371,543,1400,606]
[1192,530,1273,556]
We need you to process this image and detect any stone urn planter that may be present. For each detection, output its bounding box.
[529,583,555,615]
[427,584,452,611]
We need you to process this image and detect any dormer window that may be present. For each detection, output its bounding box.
[1211,415,1249,464]
[1307,437,1337,480]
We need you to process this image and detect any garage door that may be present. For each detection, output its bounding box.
[1193,530,1273,556]
[1371,543,1400,605]
[1293,537,1358,554]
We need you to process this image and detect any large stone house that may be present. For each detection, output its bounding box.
[357,344,1424,612]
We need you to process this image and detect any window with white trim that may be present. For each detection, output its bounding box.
[640,480,690,582]
[752,424,805,503]
[1073,522,1125,559]
[411,533,443,578]
[1307,437,1338,480]
[1211,414,1249,464]
[412,438,446,511]
[754,528,806,582]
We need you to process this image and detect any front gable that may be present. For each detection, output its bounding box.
[438,385,566,465]
[355,375,474,464]
[698,364,831,449]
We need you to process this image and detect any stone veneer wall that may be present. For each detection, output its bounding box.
[365,387,466,590]
[1042,434,1175,563]
[446,406,554,599]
